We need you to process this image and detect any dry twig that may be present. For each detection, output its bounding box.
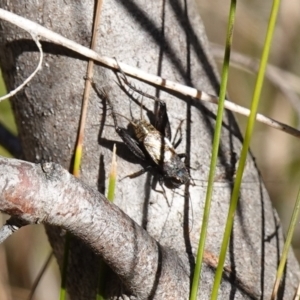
[0,8,299,138]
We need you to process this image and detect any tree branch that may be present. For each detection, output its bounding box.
[0,157,189,298]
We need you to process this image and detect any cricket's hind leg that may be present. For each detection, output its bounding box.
[125,83,172,141]
[121,166,171,207]
[100,89,147,162]
[152,176,170,206]
[114,59,172,140]
[172,119,185,149]
[120,166,148,182]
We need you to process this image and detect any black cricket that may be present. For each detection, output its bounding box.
[104,70,190,189]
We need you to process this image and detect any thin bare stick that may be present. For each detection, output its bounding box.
[0,8,299,138]
[0,33,43,102]
[73,0,104,177]
[27,251,54,300]
[293,281,300,300]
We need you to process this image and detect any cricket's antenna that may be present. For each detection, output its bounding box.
[140,95,144,120]
[129,96,134,120]
[102,89,136,128]
[189,191,194,233]
[114,111,136,127]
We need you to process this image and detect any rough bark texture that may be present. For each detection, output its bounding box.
[0,158,191,299]
[0,0,299,299]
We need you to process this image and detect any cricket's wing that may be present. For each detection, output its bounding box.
[143,132,176,165]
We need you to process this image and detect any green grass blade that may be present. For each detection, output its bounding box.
[211,0,282,298]
[59,232,71,300]
[189,1,237,299]
[271,186,300,299]
[97,260,109,300]
[73,144,82,178]
[97,144,117,300]
[107,144,117,203]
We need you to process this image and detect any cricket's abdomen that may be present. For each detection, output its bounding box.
[134,119,177,165]
[133,119,189,188]
[143,134,174,164]
[133,119,158,142]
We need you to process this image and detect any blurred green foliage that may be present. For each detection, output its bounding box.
[0,69,17,157]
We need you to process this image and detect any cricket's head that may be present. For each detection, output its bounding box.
[164,174,189,189]
[163,158,190,189]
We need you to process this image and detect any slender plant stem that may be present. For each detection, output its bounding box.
[211,0,281,298]
[27,252,53,300]
[60,1,104,299]
[189,1,237,299]
[97,144,117,300]
[271,186,300,299]
[59,232,70,300]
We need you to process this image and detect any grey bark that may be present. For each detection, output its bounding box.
[0,0,299,299]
